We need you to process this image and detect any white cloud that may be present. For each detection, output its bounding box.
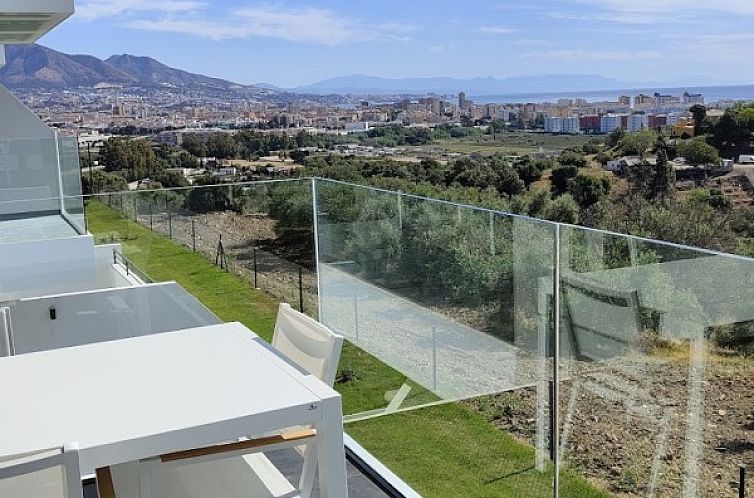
[479,26,517,35]
[521,49,662,61]
[118,4,407,46]
[570,0,754,21]
[76,0,205,21]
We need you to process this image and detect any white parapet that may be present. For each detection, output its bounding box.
[0,0,74,44]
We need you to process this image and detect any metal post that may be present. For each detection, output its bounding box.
[311,178,323,322]
[192,220,196,252]
[168,210,173,240]
[489,211,495,256]
[352,296,359,342]
[432,326,438,392]
[112,248,117,265]
[253,248,258,288]
[298,266,304,313]
[149,203,153,230]
[86,142,95,193]
[397,190,403,229]
[552,224,561,498]
[740,465,747,498]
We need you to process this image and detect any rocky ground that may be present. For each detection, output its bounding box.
[467,354,754,497]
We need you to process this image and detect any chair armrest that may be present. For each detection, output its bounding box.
[159,429,317,463]
[95,467,117,498]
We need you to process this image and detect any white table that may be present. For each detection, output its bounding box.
[0,322,348,497]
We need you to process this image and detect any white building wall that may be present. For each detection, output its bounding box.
[601,115,621,134]
[544,117,562,133]
[562,117,581,134]
[627,114,648,132]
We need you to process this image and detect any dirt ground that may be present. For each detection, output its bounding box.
[466,354,754,497]
[138,210,319,314]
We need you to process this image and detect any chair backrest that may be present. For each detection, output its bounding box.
[0,443,83,498]
[272,304,344,387]
[561,274,643,362]
[0,307,13,357]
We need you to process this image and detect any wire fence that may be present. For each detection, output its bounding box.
[98,193,318,317]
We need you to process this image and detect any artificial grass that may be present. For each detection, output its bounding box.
[86,200,612,498]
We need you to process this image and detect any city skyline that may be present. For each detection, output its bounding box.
[37,0,754,89]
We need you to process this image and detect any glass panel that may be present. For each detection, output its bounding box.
[316,179,555,409]
[10,282,220,354]
[0,136,60,216]
[92,180,317,318]
[57,135,85,233]
[316,178,564,494]
[558,225,754,497]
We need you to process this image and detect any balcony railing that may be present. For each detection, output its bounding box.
[81,178,754,498]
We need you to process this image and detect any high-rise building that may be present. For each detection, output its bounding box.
[618,95,632,107]
[635,94,654,106]
[458,92,467,109]
[601,114,622,133]
[683,92,705,104]
[627,113,648,132]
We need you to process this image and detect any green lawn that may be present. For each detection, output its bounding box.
[86,200,612,498]
[435,132,599,156]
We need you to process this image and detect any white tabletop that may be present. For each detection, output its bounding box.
[0,322,336,474]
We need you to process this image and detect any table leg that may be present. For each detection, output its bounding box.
[316,396,348,498]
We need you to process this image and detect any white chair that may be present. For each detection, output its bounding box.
[0,443,83,498]
[99,304,344,498]
[0,307,13,357]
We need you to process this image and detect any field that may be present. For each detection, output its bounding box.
[435,131,599,156]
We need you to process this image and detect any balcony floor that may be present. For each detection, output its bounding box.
[83,448,391,498]
[0,214,77,244]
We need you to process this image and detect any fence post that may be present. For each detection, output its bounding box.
[298,266,304,313]
[432,326,438,392]
[740,465,746,498]
[168,209,173,240]
[191,220,197,251]
[149,203,153,230]
[352,296,360,343]
[253,248,258,288]
[112,248,117,265]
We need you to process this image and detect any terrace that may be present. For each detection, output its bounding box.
[1,2,753,497]
[75,177,754,498]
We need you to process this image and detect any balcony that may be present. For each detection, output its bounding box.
[67,178,754,498]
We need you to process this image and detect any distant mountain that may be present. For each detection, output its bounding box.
[0,44,252,91]
[0,44,137,87]
[295,74,629,96]
[105,54,243,90]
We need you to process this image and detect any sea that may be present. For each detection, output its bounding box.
[471,84,754,105]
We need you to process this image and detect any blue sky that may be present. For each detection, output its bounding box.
[39,0,754,88]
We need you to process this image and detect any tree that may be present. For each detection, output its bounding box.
[542,194,579,224]
[551,165,579,196]
[567,173,611,208]
[652,147,675,199]
[677,138,721,167]
[81,170,127,195]
[618,131,656,157]
[690,104,707,137]
[100,138,165,182]
[513,158,543,188]
[606,127,625,148]
[558,150,587,168]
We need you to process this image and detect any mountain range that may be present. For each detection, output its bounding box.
[292,74,630,95]
[0,44,250,91]
[0,44,736,98]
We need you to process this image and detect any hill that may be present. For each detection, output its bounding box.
[0,44,249,91]
[294,74,627,96]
